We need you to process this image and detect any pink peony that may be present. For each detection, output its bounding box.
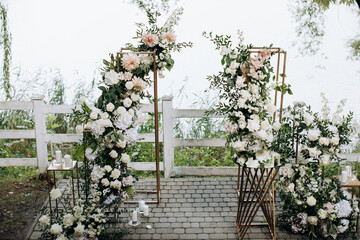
[142,34,159,47]
[162,32,176,43]
[122,54,140,71]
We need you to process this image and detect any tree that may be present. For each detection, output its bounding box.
[290,0,360,60]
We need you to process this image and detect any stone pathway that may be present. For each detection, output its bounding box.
[26,177,339,239]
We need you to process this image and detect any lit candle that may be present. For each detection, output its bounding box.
[341,171,348,183]
[55,150,62,164]
[132,210,138,222]
[143,205,149,216]
[64,154,72,168]
[139,200,145,212]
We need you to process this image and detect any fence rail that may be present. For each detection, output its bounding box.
[0,95,359,177]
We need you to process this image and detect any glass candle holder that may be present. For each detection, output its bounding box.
[61,143,73,168]
[128,209,141,226]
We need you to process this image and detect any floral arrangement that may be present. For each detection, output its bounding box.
[272,94,354,165]
[39,1,191,239]
[204,32,288,168]
[277,163,358,239]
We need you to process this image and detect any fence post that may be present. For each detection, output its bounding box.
[32,95,48,173]
[162,95,174,178]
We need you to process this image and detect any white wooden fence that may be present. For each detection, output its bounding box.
[0,95,359,178]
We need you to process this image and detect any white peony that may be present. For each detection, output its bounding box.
[109,150,118,159]
[260,121,270,130]
[101,178,110,187]
[110,180,122,190]
[273,122,281,131]
[39,215,50,226]
[75,125,83,134]
[319,137,330,146]
[106,103,115,112]
[247,118,260,132]
[50,189,62,200]
[246,158,260,168]
[110,169,121,179]
[131,93,139,102]
[50,223,63,235]
[120,153,131,164]
[308,129,321,141]
[116,140,127,148]
[125,81,134,90]
[285,183,295,192]
[123,98,132,108]
[307,196,316,206]
[279,164,294,178]
[307,216,318,225]
[63,214,75,227]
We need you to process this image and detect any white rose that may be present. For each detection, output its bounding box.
[128,108,135,116]
[319,137,330,146]
[320,154,330,165]
[308,129,321,141]
[121,153,131,164]
[236,76,245,88]
[50,189,62,200]
[85,122,92,130]
[123,98,132,108]
[273,122,281,131]
[125,81,134,90]
[39,215,50,226]
[110,180,122,190]
[220,46,231,56]
[79,96,86,104]
[63,214,75,227]
[106,103,115,112]
[231,141,246,152]
[101,112,109,120]
[247,119,260,132]
[307,196,316,206]
[255,150,270,162]
[116,140,126,148]
[260,121,270,130]
[56,234,68,240]
[110,169,121,179]
[266,103,276,114]
[116,106,126,115]
[246,158,260,168]
[256,130,268,141]
[103,165,112,172]
[90,111,98,120]
[317,209,327,219]
[74,223,85,237]
[286,183,295,192]
[229,60,240,70]
[75,125,83,134]
[304,112,314,126]
[330,137,339,145]
[101,178,110,187]
[307,216,318,225]
[236,156,246,165]
[50,224,63,235]
[308,147,322,158]
[131,93,139,102]
[109,150,118,159]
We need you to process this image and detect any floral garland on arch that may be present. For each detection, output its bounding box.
[38,2,192,239]
[204,32,288,168]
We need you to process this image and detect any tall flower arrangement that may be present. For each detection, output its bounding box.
[204,32,283,168]
[39,2,191,239]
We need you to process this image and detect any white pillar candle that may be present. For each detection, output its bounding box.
[55,150,62,163]
[341,171,348,183]
[139,200,145,212]
[345,166,351,176]
[143,205,149,216]
[64,154,72,168]
[132,210,138,222]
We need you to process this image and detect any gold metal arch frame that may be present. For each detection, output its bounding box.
[236,47,287,240]
[117,50,161,204]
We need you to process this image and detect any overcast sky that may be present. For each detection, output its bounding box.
[6,0,360,117]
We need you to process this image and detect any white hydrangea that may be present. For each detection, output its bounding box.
[123,128,138,144]
[114,112,133,130]
[104,70,120,85]
[91,165,105,183]
[334,200,352,218]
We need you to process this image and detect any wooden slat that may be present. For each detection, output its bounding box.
[173,109,223,118]
[128,162,164,171]
[0,101,33,110]
[174,166,238,176]
[0,130,36,139]
[0,158,37,167]
[173,138,226,147]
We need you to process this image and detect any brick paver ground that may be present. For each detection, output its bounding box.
[27,177,357,239]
